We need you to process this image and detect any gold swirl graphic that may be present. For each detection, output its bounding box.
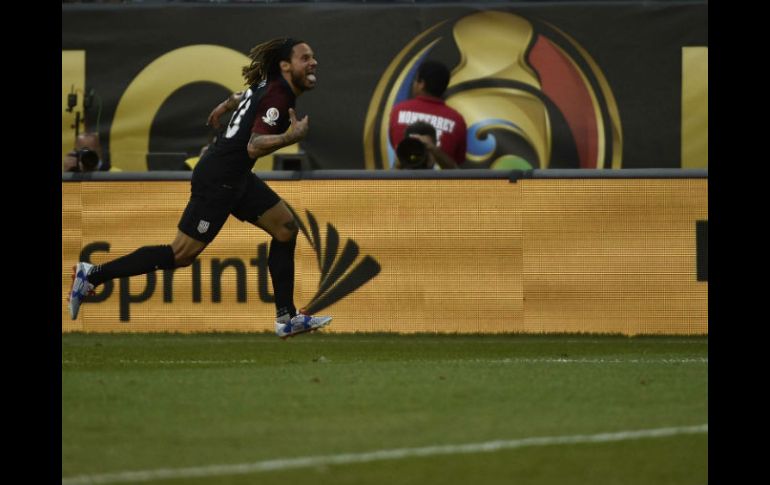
[449,87,550,166]
[447,12,550,167]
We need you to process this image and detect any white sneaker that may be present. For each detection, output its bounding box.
[68,262,95,320]
[275,313,332,339]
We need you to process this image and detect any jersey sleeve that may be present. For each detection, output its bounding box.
[251,88,292,135]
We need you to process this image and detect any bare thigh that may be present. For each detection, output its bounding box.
[170,230,208,267]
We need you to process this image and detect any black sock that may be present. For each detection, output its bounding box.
[88,245,176,287]
[269,236,297,320]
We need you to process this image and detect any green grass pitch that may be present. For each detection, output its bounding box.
[62,333,707,484]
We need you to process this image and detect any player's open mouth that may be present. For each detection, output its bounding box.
[307,73,317,84]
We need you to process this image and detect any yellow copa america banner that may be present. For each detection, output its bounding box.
[62,178,707,335]
[63,3,706,171]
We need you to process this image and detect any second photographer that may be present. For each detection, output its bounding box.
[63,132,112,172]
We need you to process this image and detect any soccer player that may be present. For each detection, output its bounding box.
[68,38,332,338]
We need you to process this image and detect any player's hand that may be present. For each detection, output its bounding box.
[287,108,309,142]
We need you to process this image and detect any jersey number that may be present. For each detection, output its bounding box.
[225,90,253,139]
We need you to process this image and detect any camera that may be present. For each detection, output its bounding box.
[75,148,100,171]
[396,137,430,169]
[396,121,437,170]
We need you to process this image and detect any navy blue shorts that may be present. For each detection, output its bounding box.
[177,173,281,243]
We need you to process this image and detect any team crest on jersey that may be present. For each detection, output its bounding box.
[262,107,280,126]
[197,220,210,234]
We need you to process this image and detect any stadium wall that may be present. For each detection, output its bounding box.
[62,2,707,171]
[61,170,707,335]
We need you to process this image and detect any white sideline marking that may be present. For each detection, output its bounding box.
[61,424,707,484]
[457,357,708,365]
[60,357,707,366]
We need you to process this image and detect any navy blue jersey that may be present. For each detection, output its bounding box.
[194,76,296,183]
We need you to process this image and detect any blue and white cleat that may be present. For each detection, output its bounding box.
[275,313,332,339]
[68,262,95,320]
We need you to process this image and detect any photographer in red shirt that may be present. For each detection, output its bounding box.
[389,61,467,169]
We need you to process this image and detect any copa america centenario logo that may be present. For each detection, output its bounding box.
[364,11,623,170]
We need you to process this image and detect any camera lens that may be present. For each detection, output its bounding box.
[396,138,428,169]
[78,148,100,171]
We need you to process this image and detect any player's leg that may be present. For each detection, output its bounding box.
[254,199,299,320]
[68,242,176,320]
[69,184,230,320]
[68,232,209,320]
[232,175,331,337]
[252,200,332,338]
[88,232,206,285]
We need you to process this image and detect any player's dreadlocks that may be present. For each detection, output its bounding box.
[242,38,303,86]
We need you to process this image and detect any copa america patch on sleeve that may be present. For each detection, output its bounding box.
[197,220,210,234]
[262,107,279,126]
